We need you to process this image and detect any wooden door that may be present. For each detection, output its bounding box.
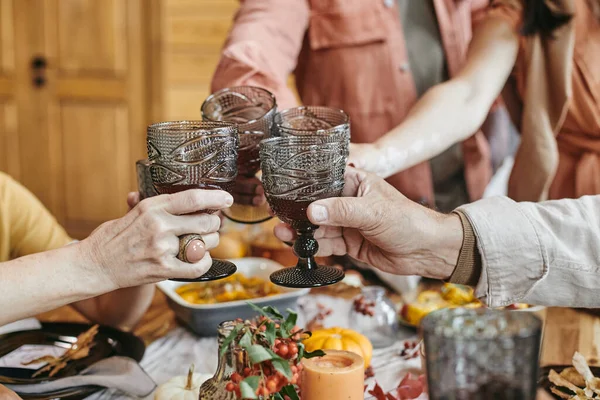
[0,0,19,179]
[9,0,149,238]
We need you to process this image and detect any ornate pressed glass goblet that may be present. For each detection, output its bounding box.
[260,135,349,288]
[274,106,350,141]
[201,86,277,224]
[147,120,239,282]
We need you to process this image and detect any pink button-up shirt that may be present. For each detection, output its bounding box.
[212,0,493,206]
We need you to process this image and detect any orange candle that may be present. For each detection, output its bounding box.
[301,350,365,400]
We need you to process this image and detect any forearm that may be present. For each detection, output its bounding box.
[0,243,115,326]
[371,80,492,178]
[72,285,155,331]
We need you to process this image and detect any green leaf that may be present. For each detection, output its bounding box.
[279,385,300,400]
[239,376,260,399]
[303,349,326,359]
[247,344,274,364]
[239,330,252,349]
[247,302,283,320]
[278,325,289,339]
[271,357,292,380]
[219,325,241,358]
[297,342,305,361]
[284,309,298,330]
[265,322,276,347]
[273,394,285,400]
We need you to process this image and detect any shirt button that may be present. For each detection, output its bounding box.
[383,0,394,8]
[399,62,409,72]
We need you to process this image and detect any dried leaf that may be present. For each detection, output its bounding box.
[549,369,586,396]
[560,367,587,388]
[368,382,392,400]
[22,356,58,366]
[572,351,600,396]
[550,386,575,399]
[30,325,98,378]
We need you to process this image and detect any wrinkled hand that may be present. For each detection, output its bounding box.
[81,190,232,289]
[274,168,462,279]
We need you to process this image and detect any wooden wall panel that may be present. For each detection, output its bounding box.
[0,101,19,177]
[0,0,15,76]
[60,103,130,235]
[56,0,127,76]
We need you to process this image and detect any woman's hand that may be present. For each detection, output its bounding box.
[347,143,393,178]
[80,189,233,290]
[274,168,462,279]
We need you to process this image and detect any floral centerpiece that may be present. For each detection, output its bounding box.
[222,303,325,400]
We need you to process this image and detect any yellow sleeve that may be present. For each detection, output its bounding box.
[0,172,73,261]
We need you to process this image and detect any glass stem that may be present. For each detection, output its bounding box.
[293,225,319,270]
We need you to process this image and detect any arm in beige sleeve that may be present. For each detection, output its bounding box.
[457,196,600,308]
[211,0,309,110]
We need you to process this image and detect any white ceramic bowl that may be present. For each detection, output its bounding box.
[157,257,310,336]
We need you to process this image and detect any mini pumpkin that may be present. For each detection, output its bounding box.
[154,365,211,400]
[303,327,373,367]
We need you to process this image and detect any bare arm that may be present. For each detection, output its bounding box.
[211,0,309,109]
[0,190,229,326]
[0,243,116,326]
[350,17,520,177]
[1,175,154,330]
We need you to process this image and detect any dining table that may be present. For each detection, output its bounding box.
[35,284,600,399]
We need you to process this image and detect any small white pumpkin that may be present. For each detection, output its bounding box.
[154,365,212,400]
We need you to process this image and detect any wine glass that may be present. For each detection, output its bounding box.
[147,120,239,282]
[422,308,542,400]
[274,106,350,140]
[259,134,349,288]
[201,86,277,224]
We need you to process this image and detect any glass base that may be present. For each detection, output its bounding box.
[222,203,272,224]
[170,259,237,282]
[269,265,344,288]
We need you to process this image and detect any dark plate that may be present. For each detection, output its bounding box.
[538,365,600,399]
[0,322,145,400]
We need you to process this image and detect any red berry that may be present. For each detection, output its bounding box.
[289,343,298,356]
[225,382,235,392]
[278,344,289,357]
[231,372,242,384]
[266,379,277,392]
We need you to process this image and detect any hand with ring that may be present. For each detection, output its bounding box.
[82,189,233,290]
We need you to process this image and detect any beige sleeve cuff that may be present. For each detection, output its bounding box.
[448,210,482,286]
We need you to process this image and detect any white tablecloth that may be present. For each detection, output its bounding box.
[90,294,422,399]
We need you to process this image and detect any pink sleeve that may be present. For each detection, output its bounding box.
[211,0,310,110]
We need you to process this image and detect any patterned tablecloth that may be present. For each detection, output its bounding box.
[89,294,422,400]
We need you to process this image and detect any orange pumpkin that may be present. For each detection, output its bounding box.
[302,327,373,367]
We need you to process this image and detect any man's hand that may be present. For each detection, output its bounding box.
[274,168,463,279]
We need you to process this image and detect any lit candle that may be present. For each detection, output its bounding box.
[301,350,365,400]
